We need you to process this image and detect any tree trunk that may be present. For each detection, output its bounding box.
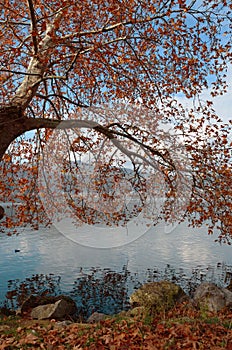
[0,105,105,161]
[0,104,117,161]
[0,105,28,160]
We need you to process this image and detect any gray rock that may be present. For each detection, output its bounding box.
[31,298,77,320]
[87,312,107,323]
[21,295,39,313]
[55,320,73,328]
[193,282,232,312]
[21,294,76,313]
[130,280,187,315]
[226,280,232,292]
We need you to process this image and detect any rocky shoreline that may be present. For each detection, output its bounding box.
[2,280,232,324]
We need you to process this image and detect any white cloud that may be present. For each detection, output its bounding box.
[176,64,232,123]
[202,64,232,123]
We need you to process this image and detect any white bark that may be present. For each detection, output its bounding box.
[11,9,63,109]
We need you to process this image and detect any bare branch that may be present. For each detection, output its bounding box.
[60,13,170,41]
[35,93,87,108]
[0,68,41,76]
[27,0,38,54]
[0,20,30,26]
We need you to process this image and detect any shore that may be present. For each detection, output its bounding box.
[1,301,231,349]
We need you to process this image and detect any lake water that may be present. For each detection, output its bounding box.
[0,218,231,315]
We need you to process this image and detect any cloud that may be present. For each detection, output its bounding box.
[174,64,232,128]
[202,64,232,122]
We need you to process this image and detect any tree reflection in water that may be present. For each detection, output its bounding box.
[3,263,232,320]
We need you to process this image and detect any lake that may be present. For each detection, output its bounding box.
[0,219,231,316]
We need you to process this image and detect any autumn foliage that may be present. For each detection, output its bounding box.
[0,0,231,241]
[0,303,232,349]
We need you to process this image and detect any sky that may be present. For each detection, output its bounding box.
[178,64,232,124]
[208,64,232,123]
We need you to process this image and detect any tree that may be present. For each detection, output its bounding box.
[0,0,231,242]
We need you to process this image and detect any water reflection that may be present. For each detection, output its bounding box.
[0,221,231,309]
[3,263,232,318]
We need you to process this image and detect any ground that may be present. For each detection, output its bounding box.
[0,302,232,349]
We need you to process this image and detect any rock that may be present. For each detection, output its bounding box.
[114,307,147,322]
[193,282,232,312]
[16,308,22,316]
[21,295,39,313]
[31,298,77,320]
[0,206,4,220]
[226,280,232,292]
[87,312,108,323]
[24,295,77,320]
[21,294,76,314]
[130,280,187,315]
[0,306,16,316]
[55,320,73,328]
[125,306,147,318]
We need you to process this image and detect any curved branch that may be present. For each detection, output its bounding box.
[24,117,175,173]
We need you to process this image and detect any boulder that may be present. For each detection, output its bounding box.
[21,294,76,314]
[54,320,73,328]
[20,295,40,313]
[0,306,16,316]
[226,280,232,292]
[130,280,187,315]
[124,306,147,318]
[23,295,77,320]
[87,312,108,323]
[193,282,232,312]
[31,298,77,320]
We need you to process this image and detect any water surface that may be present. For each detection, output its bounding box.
[0,220,231,307]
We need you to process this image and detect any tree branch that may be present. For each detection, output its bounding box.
[23,117,175,175]
[60,13,170,41]
[27,0,38,54]
[0,68,41,76]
